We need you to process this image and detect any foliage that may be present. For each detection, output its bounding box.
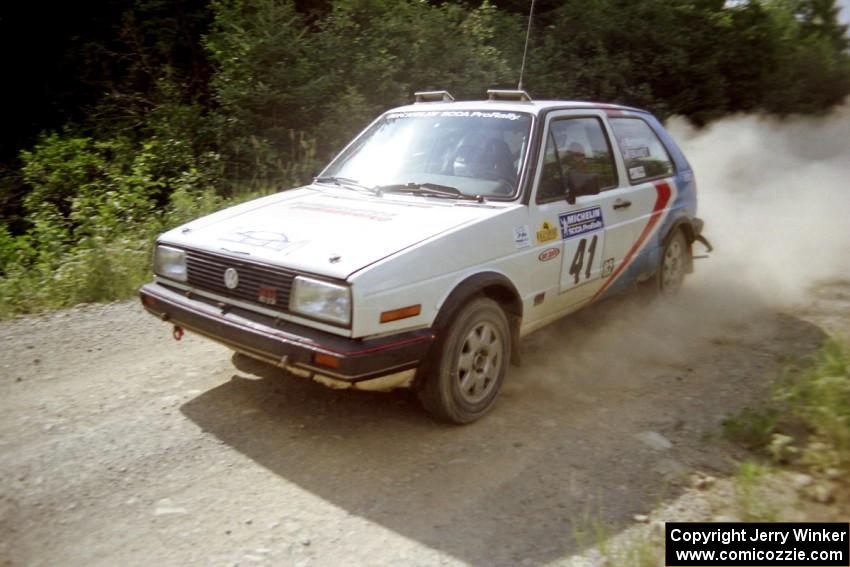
[777,338,850,469]
[722,406,780,449]
[524,0,850,123]
[722,339,850,472]
[0,126,226,317]
[572,513,662,567]
[734,461,779,521]
[204,0,514,180]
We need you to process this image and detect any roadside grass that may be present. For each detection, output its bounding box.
[721,407,779,450]
[566,338,849,565]
[733,461,779,521]
[722,337,850,471]
[596,532,660,567]
[572,513,662,567]
[779,339,850,469]
[721,338,849,520]
[598,532,659,567]
[0,236,155,318]
[0,185,279,319]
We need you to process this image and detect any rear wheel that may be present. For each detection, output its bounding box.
[418,297,510,424]
[658,229,690,293]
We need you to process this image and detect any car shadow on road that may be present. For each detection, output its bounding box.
[180,290,827,566]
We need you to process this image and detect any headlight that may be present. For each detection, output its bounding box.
[289,276,351,326]
[154,245,187,282]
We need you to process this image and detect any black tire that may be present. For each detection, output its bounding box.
[657,229,690,293]
[418,297,510,424]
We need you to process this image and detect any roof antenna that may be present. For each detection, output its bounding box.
[517,0,536,91]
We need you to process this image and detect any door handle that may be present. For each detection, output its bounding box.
[613,199,632,210]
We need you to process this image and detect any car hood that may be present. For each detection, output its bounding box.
[159,186,510,279]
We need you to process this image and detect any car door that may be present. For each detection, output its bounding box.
[526,111,629,307]
[599,115,678,296]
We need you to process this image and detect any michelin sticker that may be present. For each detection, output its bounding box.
[536,220,559,244]
[558,207,604,240]
[514,225,531,248]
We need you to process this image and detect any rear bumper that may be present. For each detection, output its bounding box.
[139,283,435,383]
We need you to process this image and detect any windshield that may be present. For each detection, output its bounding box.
[320,110,533,198]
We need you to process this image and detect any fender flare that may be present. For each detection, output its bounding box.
[414,271,524,389]
[432,271,523,332]
[662,216,695,245]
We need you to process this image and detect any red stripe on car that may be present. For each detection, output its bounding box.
[590,180,672,302]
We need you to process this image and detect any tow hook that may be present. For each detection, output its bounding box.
[172,325,184,341]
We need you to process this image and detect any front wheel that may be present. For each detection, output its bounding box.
[418,297,510,424]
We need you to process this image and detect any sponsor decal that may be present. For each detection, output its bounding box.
[601,257,615,277]
[624,146,650,159]
[590,180,672,303]
[621,136,644,148]
[536,220,559,244]
[629,165,646,179]
[258,285,277,305]
[220,229,297,252]
[538,247,560,262]
[289,203,395,222]
[558,206,604,240]
[600,104,629,117]
[386,110,523,121]
[514,225,531,248]
[224,268,239,289]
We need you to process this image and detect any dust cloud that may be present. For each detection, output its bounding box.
[669,102,850,303]
[521,103,850,390]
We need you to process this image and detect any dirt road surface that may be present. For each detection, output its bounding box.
[2,280,848,566]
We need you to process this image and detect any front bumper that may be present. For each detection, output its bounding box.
[139,283,435,384]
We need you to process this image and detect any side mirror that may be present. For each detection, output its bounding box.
[566,171,600,204]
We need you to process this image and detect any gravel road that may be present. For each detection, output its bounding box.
[1,279,847,567]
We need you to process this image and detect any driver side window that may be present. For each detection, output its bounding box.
[537,131,565,202]
[536,117,618,204]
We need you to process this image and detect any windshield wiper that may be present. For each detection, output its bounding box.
[313,176,376,194]
[376,182,485,202]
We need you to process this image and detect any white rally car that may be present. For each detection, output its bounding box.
[140,90,711,423]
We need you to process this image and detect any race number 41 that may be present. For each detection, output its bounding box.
[569,235,599,284]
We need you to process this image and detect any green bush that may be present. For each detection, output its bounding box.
[722,407,780,450]
[0,126,232,317]
[777,339,850,468]
[722,339,850,472]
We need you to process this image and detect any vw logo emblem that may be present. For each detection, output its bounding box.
[223,267,239,289]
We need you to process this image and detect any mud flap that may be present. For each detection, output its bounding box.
[693,233,714,258]
[694,233,713,253]
[510,314,522,367]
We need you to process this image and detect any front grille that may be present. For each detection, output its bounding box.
[185,248,295,311]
